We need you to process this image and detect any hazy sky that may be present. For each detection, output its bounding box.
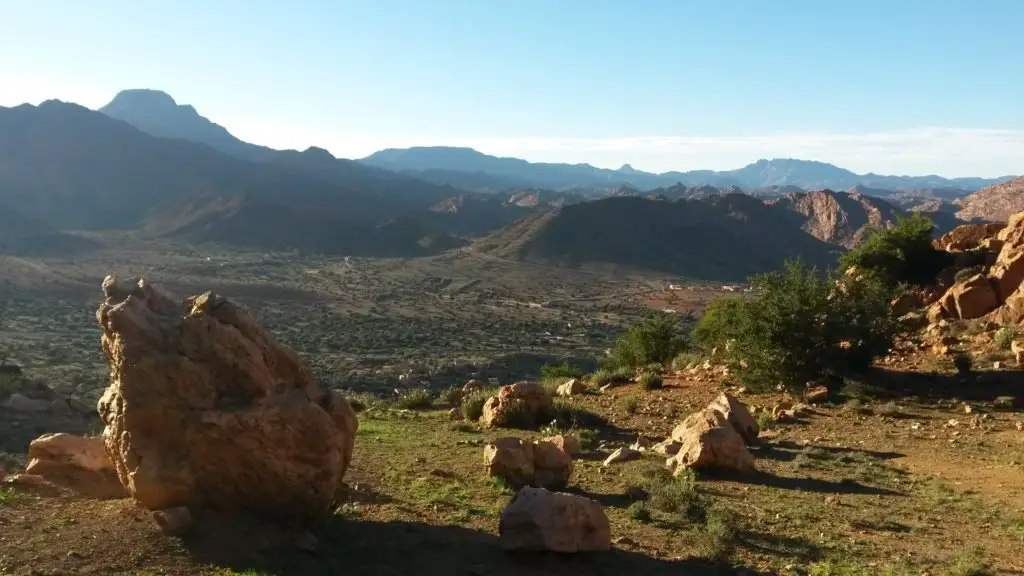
[2,0,1022,176]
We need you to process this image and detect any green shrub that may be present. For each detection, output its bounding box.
[575,428,600,450]
[394,389,433,410]
[607,314,689,369]
[541,362,584,380]
[694,507,738,560]
[628,501,652,523]
[955,265,987,284]
[954,352,974,375]
[621,395,640,415]
[642,362,665,375]
[460,388,495,421]
[590,367,634,387]
[838,212,951,287]
[438,386,463,404]
[641,467,704,522]
[670,352,703,371]
[638,372,663,390]
[692,260,904,392]
[551,399,607,428]
[995,326,1017,350]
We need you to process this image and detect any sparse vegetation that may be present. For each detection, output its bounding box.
[628,501,652,523]
[954,352,974,375]
[692,260,903,392]
[638,372,663,390]
[621,394,640,414]
[460,388,495,421]
[540,362,584,380]
[590,366,633,387]
[995,326,1017,350]
[394,388,434,410]
[606,314,689,369]
[838,212,951,287]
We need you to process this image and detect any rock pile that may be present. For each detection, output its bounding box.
[95,276,358,521]
[929,212,1024,323]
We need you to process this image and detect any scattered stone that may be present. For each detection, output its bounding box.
[481,381,552,428]
[599,383,613,392]
[650,439,682,456]
[603,447,641,466]
[614,536,637,546]
[667,398,756,474]
[25,433,125,499]
[153,507,193,536]
[499,487,611,552]
[448,407,461,420]
[804,384,829,404]
[542,434,581,456]
[95,276,358,521]
[555,379,586,397]
[993,396,1016,410]
[293,531,319,553]
[629,436,652,452]
[484,437,572,489]
[6,473,46,487]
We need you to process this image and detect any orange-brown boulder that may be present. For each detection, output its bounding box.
[499,487,611,552]
[939,274,1001,319]
[480,381,552,428]
[933,223,1005,252]
[95,276,357,521]
[25,433,125,499]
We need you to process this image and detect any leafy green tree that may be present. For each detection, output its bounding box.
[692,260,904,392]
[607,314,689,369]
[838,212,950,287]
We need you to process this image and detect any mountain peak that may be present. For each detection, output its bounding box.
[105,89,179,110]
[618,163,637,173]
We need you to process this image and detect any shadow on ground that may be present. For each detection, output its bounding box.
[181,513,755,576]
[866,367,1024,403]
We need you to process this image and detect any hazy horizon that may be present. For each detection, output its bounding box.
[2,0,1022,178]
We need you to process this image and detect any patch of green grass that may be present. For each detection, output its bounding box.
[638,372,663,390]
[621,394,640,415]
[693,507,737,561]
[541,362,584,380]
[994,325,1017,350]
[0,487,17,505]
[639,466,703,522]
[671,352,703,371]
[551,399,607,428]
[393,389,433,410]
[591,366,634,387]
[946,547,993,576]
[807,560,871,576]
[627,501,652,523]
[642,362,665,375]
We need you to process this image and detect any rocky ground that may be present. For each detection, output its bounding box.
[2,353,1022,575]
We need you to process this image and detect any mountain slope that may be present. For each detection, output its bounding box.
[99,90,461,210]
[474,195,840,281]
[765,190,904,249]
[360,147,1014,193]
[956,177,1024,222]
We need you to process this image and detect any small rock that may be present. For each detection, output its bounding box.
[294,531,319,553]
[1016,421,1024,431]
[963,404,973,415]
[629,436,652,452]
[448,407,461,420]
[804,384,829,404]
[603,447,641,466]
[555,379,586,397]
[153,507,193,536]
[651,438,682,455]
[542,434,581,456]
[614,536,636,546]
[6,473,46,487]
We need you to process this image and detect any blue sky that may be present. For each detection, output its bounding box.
[1,0,1022,176]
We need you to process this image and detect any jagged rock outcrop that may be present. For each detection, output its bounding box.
[933,222,1006,252]
[95,276,358,521]
[932,213,1024,322]
[480,381,553,428]
[499,487,611,552]
[25,433,125,499]
[766,190,902,249]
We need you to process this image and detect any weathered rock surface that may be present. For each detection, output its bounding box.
[938,274,1000,319]
[95,276,358,521]
[484,437,572,489]
[25,433,125,499]
[666,394,757,474]
[542,434,581,456]
[480,381,552,428]
[934,222,1006,252]
[499,487,611,552]
[603,447,641,466]
[555,379,586,397]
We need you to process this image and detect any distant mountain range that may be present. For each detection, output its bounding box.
[361,146,1015,194]
[0,88,1019,281]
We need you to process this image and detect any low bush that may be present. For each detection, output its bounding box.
[638,372,663,390]
[394,389,433,410]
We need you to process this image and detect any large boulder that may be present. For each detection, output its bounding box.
[667,394,757,474]
[25,433,126,499]
[667,410,755,475]
[555,379,586,397]
[938,274,1001,319]
[499,487,611,552]
[484,437,572,489]
[933,222,1005,252]
[480,381,552,428]
[95,276,358,521]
